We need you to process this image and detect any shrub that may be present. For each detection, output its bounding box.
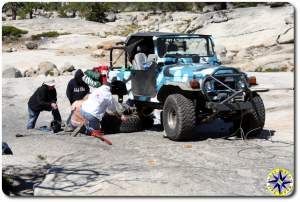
[2,26,28,39]
[232,2,259,8]
[254,66,288,72]
[85,3,108,23]
[31,31,70,40]
[264,67,288,72]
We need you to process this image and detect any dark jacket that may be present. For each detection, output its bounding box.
[66,69,90,104]
[28,84,57,112]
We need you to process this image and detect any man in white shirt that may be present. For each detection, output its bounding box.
[80,84,123,134]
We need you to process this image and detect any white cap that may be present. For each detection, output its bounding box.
[43,79,55,86]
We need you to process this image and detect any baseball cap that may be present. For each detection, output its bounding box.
[43,79,55,86]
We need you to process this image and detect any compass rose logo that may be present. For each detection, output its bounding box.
[266,168,294,196]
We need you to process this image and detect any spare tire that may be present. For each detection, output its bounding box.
[120,114,143,133]
[101,113,152,134]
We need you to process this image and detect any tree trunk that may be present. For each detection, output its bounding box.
[12,9,17,20]
[29,10,33,19]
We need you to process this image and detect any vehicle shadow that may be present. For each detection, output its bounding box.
[147,118,275,142]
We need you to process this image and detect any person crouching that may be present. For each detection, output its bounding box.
[27,79,62,129]
[79,82,124,135]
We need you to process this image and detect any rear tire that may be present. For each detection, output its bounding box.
[162,94,196,141]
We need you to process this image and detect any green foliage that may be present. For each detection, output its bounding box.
[254,66,263,72]
[31,31,70,40]
[2,2,22,20]
[21,2,42,19]
[3,2,261,23]
[106,2,197,12]
[264,67,288,72]
[232,2,259,8]
[254,66,288,72]
[85,3,108,23]
[2,26,28,39]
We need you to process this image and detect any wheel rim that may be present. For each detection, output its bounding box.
[167,108,177,129]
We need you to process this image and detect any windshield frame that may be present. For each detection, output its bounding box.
[154,35,215,58]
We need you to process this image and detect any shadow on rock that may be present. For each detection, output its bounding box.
[2,164,50,196]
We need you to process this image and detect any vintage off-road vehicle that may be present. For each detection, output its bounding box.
[107,32,266,140]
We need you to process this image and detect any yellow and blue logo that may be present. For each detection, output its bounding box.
[266,168,294,196]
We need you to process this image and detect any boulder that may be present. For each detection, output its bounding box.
[48,68,60,77]
[24,68,37,77]
[2,142,13,155]
[277,27,294,44]
[25,41,38,50]
[91,49,106,58]
[4,47,17,52]
[37,61,58,76]
[96,32,107,38]
[2,66,22,78]
[59,63,75,73]
[106,12,117,22]
[211,11,229,23]
[202,4,223,13]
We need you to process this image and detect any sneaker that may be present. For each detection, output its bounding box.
[71,124,85,137]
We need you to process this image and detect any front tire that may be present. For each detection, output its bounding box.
[162,94,196,141]
[241,94,265,137]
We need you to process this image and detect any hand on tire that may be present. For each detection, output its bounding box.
[121,115,128,121]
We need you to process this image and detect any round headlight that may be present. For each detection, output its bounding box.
[204,80,213,92]
[237,78,248,89]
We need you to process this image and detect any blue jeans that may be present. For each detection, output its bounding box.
[27,107,62,129]
[80,108,100,132]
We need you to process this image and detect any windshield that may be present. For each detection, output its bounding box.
[157,37,214,58]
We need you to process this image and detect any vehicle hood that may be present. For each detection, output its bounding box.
[163,63,231,79]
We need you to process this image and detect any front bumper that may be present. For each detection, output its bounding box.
[206,101,253,112]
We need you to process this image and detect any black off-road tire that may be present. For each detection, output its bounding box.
[119,114,144,133]
[101,113,152,134]
[163,94,196,141]
[241,94,265,137]
[101,114,121,134]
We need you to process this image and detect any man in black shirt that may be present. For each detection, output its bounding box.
[65,69,90,131]
[66,69,90,104]
[27,80,62,129]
